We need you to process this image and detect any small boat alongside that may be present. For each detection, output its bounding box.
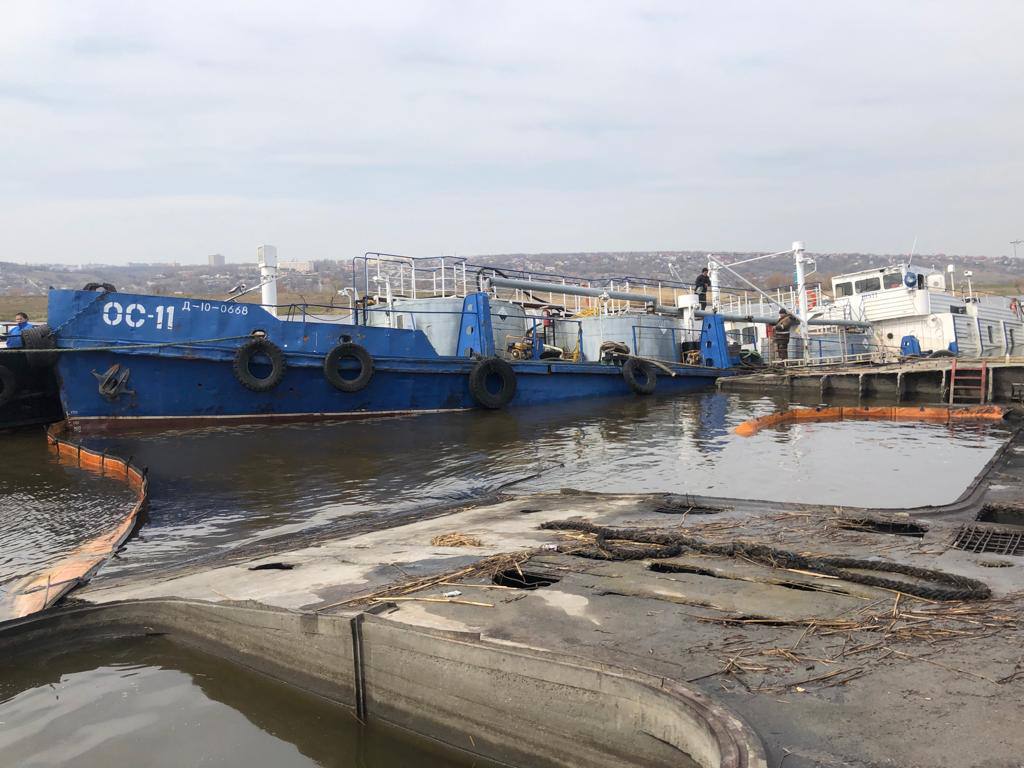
[708,249,1024,365]
[0,323,63,429]
[809,263,1024,359]
[46,251,737,430]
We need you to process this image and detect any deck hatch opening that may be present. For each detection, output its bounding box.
[648,562,841,593]
[654,503,725,516]
[951,525,1024,556]
[977,504,1024,527]
[654,495,727,516]
[835,518,927,537]
[649,562,719,578]
[248,562,296,571]
[492,569,559,589]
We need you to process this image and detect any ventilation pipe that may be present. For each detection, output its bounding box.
[794,241,811,357]
[258,245,279,317]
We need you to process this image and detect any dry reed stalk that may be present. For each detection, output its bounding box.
[700,594,1021,692]
[430,532,484,547]
[315,550,532,612]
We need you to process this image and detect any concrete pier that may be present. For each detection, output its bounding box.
[7,421,1017,768]
[720,357,1024,403]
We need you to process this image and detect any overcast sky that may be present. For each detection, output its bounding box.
[1,1,1022,265]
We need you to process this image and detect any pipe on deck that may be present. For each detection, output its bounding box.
[695,310,872,330]
[485,275,658,305]
[484,274,872,329]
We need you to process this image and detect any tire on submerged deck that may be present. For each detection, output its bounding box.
[622,358,657,395]
[20,324,58,369]
[233,338,287,392]
[0,365,17,407]
[323,342,374,393]
[469,357,517,409]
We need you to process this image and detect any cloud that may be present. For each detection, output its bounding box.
[1,1,1022,263]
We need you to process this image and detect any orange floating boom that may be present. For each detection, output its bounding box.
[0,421,148,621]
[734,405,1009,437]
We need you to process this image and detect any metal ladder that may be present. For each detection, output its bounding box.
[949,359,988,404]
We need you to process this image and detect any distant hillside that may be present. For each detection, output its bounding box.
[473,251,1024,291]
[3,249,1023,300]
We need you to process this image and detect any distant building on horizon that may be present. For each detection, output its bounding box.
[208,253,226,267]
[279,259,316,274]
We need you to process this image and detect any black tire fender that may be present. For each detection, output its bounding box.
[0,365,17,407]
[622,358,656,395]
[468,357,517,409]
[323,342,374,393]
[19,324,58,369]
[83,282,117,293]
[233,338,286,392]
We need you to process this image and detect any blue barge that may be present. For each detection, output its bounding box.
[46,254,735,429]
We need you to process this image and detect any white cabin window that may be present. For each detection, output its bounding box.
[836,282,853,297]
[883,273,903,289]
[855,277,881,293]
[987,326,994,344]
[1010,328,1016,349]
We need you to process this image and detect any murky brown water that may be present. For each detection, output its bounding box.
[0,393,1013,765]
[0,393,1012,586]
[0,634,494,768]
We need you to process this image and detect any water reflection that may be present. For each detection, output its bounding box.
[533,407,1008,507]
[0,635,493,768]
[74,392,1010,579]
[1,393,1011,585]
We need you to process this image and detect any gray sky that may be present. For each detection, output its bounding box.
[1,1,1022,264]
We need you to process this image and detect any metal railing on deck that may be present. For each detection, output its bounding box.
[716,282,824,316]
[351,252,707,317]
[758,331,885,367]
[504,316,585,361]
[630,324,702,364]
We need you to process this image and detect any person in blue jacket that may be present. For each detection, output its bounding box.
[5,312,33,348]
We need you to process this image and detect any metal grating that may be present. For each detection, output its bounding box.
[951,525,1024,556]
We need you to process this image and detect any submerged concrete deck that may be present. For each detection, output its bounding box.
[70,424,1024,768]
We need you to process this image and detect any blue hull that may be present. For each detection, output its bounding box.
[56,353,719,424]
[47,289,727,427]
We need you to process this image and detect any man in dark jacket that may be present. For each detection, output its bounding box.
[694,268,712,310]
[773,308,800,361]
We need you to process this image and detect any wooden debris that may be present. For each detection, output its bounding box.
[698,595,1020,692]
[431,532,484,547]
[315,550,532,612]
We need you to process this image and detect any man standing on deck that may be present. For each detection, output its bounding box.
[4,312,33,348]
[694,268,712,311]
[773,308,799,361]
